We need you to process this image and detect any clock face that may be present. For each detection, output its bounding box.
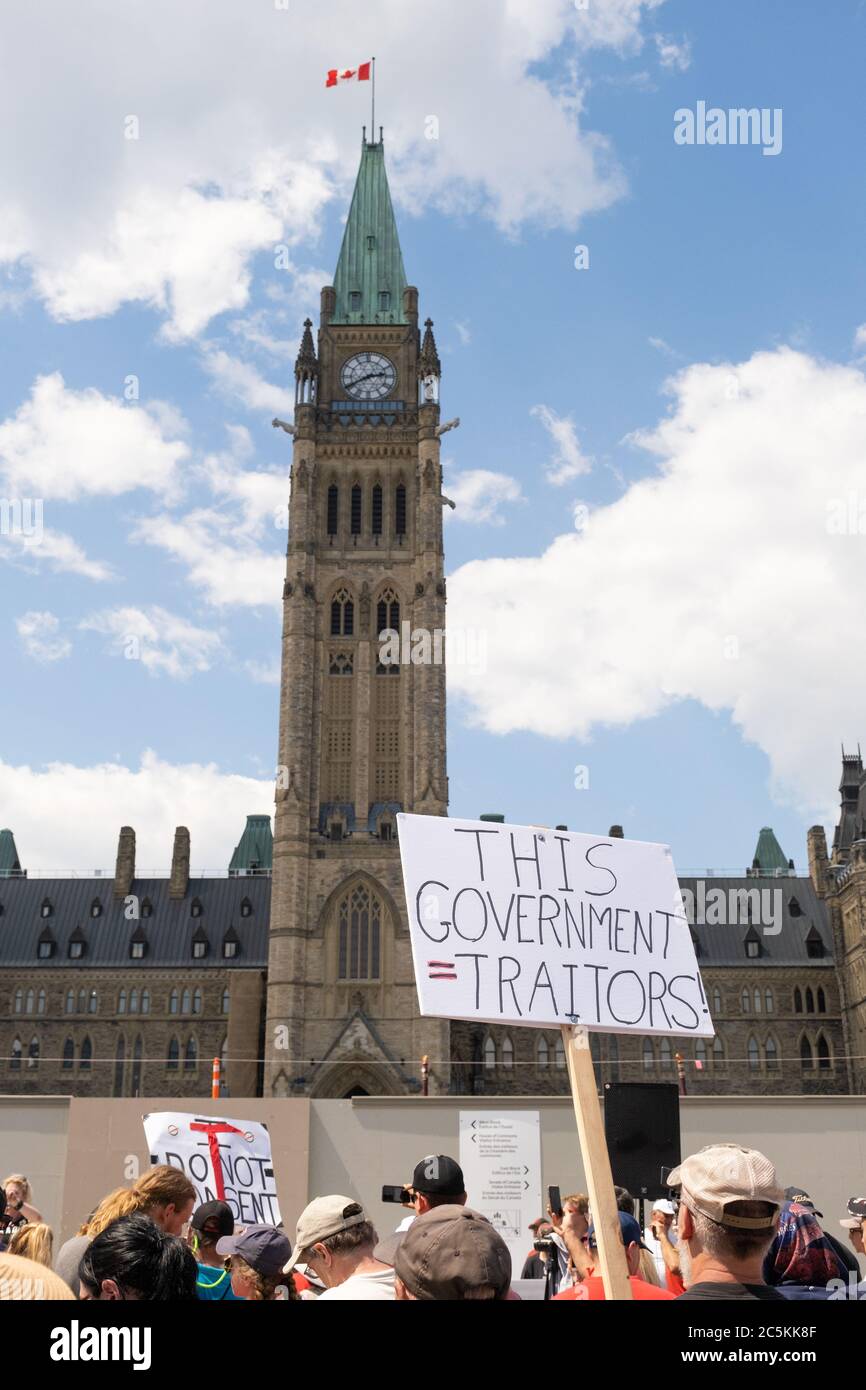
[340,352,397,401]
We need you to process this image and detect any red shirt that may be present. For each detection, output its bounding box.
[554,1275,675,1301]
[665,1269,685,1297]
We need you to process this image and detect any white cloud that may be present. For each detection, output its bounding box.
[200,348,294,416]
[0,750,272,876]
[445,469,523,525]
[0,0,669,334]
[450,347,866,819]
[648,335,679,358]
[854,324,866,350]
[245,658,281,685]
[531,403,594,484]
[0,524,112,582]
[15,611,71,662]
[0,373,189,501]
[454,321,472,347]
[79,606,224,679]
[131,426,287,608]
[654,34,692,70]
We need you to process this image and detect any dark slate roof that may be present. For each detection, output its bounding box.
[677,875,834,966]
[0,877,270,968]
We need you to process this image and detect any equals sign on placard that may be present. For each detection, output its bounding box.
[428,960,457,980]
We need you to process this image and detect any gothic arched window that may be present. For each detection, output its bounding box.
[483,1036,496,1070]
[37,989,46,1015]
[642,1038,654,1072]
[794,986,803,1013]
[62,1037,74,1071]
[502,1037,514,1070]
[377,587,400,638]
[350,483,362,535]
[10,1037,22,1070]
[129,989,138,1015]
[331,588,354,638]
[192,989,202,1015]
[712,988,723,1016]
[800,1036,814,1071]
[741,988,749,1014]
[537,1036,549,1069]
[337,883,382,981]
[141,990,150,1015]
[713,1037,725,1069]
[659,1038,672,1072]
[817,987,826,1014]
[25,989,34,1015]
[765,988,774,1014]
[554,1037,566,1070]
[184,1037,198,1071]
[327,483,339,537]
[80,1037,92,1072]
[27,1036,39,1068]
[181,989,191,1015]
[169,989,179,1015]
[805,987,815,1014]
[748,1036,760,1071]
[13,989,22,1014]
[167,1037,179,1071]
[371,482,383,536]
[817,1033,831,1071]
[765,1036,779,1071]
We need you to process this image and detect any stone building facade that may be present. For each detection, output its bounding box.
[0,137,859,1103]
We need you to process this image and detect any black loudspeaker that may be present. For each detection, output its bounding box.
[603,1082,681,1200]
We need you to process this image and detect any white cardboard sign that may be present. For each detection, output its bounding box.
[397,813,713,1037]
[142,1111,281,1226]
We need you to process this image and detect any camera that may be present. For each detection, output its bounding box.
[381,1185,413,1205]
[533,1237,556,1255]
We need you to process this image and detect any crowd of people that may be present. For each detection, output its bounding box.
[0,1148,864,1301]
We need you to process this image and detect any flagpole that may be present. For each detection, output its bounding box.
[371,56,376,143]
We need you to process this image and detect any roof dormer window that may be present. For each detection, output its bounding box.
[90,897,103,918]
[190,897,203,919]
[240,897,252,919]
[40,898,52,919]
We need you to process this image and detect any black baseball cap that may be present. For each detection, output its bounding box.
[191,1200,234,1239]
[784,1187,823,1218]
[412,1155,465,1197]
[217,1225,291,1277]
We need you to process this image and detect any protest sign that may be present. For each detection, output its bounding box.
[142,1111,281,1226]
[397,813,713,1037]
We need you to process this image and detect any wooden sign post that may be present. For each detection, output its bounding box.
[561,1024,633,1301]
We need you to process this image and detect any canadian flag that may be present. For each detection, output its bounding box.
[326,62,372,87]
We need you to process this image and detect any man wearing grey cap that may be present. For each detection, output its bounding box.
[284,1196,395,1300]
[669,1142,786,1301]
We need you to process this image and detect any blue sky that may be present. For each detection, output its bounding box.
[2,0,865,875]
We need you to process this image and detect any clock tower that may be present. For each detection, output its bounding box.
[264,134,450,1098]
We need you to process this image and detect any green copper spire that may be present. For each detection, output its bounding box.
[751,826,791,874]
[0,828,23,878]
[333,137,407,325]
[228,815,273,876]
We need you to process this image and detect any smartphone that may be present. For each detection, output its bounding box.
[548,1185,563,1218]
[381,1185,412,1205]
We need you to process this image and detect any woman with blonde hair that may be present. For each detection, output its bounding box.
[2,1174,42,1225]
[55,1166,196,1297]
[8,1221,53,1268]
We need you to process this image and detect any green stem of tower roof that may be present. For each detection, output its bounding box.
[333,138,408,325]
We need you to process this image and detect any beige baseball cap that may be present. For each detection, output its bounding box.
[282,1195,368,1273]
[667,1143,783,1230]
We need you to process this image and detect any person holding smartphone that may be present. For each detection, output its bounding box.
[545,1188,591,1294]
